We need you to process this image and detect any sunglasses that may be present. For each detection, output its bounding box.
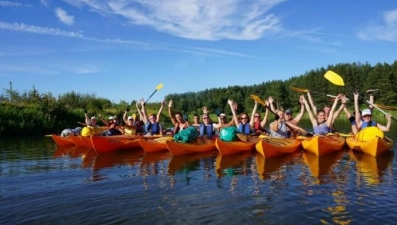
[203,117,209,119]
[241,117,248,120]
[254,115,260,118]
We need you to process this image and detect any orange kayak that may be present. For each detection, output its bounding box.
[90,135,141,154]
[255,152,297,180]
[80,136,95,150]
[69,135,86,147]
[139,136,173,153]
[165,138,216,156]
[255,137,302,158]
[51,134,74,146]
[301,135,345,156]
[302,151,344,184]
[215,137,258,156]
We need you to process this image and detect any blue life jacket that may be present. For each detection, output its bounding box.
[270,121,290,138]
[238,123,251,134]
[361,121,377,129]
[145,122,160,134]
[199,123,214,138]
[313,123,331,135]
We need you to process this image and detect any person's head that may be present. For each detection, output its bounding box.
[254,112,261,122]
[361,109,372,121]
[323,106,331,116]
[219,113,227,123]
[91,116,97,125]
[193,114,200,123]
[316,110,326,123]
[284,109,292,121]
[148,113,157,123]
[275,109,284,121]
[239,112,249,124]
[108,116,114,123]
[175,112,184,122]
[202,114,211,124]
[127,116,134,125]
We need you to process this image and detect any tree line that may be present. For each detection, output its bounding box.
[1,61,396,136]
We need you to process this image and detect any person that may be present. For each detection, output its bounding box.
[285,95,305,126]
[354,92,391,132]
[81,110,101,136]
[191,114,200,131]
[168,99,190,134]
[98,115,122,136]
[84,110,99,128]
[302,93,342,135]
[213,112,234,135]
[228,99,251,134]
[122,108,144,135]
[199,113,214,138]
[141,99,164,135]
[249,100,269,135]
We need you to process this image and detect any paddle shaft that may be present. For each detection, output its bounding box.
[146,90,158,103]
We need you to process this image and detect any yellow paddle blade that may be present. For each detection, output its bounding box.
[324,70,345,86]
[289,86,308,93]
[132,113,137,119]
[374,104,397,111]
[356,127,384,141]
[250,94,267,106]
[155,83,164,90]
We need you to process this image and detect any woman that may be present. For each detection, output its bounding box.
[249,100,269,134]
[228,99,251,134]
[168,99,190,134]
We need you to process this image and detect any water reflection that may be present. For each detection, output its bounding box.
[349,150,394,186]
[301,151,344,185]
[255,151,299,181]
[215,151,255,177]
[167,151,217,175]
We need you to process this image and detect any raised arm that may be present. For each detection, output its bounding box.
[260,103,269,128]
[326,93,342,127]
[292,96,305,124]
[123,108,130,124]
[354,92,362,128]
[302,94,317,126]
[168,99,177,125]
[156,100,165,123]
[250,101,258,127]
[307,90,317,115]
[228,99,239,127]
[135,101,144,122]
[140,98,148,124]
[377,114,392,132]
[267,96,276,112]
[332,95,346,125]
[84,109,90,125]
[98,114,110,126]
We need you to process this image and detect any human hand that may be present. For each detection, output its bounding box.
[168,100,173,108]
[203,106,208,113]
[268,96,274,104]
[227,99,233,105]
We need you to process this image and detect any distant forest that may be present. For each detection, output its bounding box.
[1,61,396,135]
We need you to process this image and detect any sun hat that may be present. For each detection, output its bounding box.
[127,116,133,120]
[362,109,371,116]
[109,116,114,120]
[220,113,226,117]
[91,116,97,120]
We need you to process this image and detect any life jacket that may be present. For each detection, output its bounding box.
[361,121,377,129]
[238,123,251,134]
[270,122,289,138]
[313,122,331,135]
[199,123,214,138]
[173,122,188,134]
[145,122,161,135]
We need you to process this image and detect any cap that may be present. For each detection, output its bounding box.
[285,109,292,115]
[91,116,97,120]
[362,109,371,116]
[127,116,133,120]
[220,113,226,117]
[108,116,114,120]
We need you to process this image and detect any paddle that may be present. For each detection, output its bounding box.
[324,70,397,122]
[145,83,164,104]
[249,94,314,137]
[289,86,337,98]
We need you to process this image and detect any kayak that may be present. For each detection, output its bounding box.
[215,136,258,156]
[139,136,173,153]
[90,135,142,154]
[80,136,95,150]
[255,137,302,158]
[302,151,344,184]
[69,135,86,147]
[301,135,345,156]
[255,152,297,180]
[165,138,217,156]
[346,127,394,156]
[51,134,74,146]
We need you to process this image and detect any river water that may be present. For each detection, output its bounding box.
[1,134,397,225]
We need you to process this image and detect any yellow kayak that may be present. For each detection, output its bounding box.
[301,135,345,156]
[255,137,302,158]
[346,127,394,156]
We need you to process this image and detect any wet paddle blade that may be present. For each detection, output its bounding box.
[289,86,308,93]
[250,94,267,106]
[324,70,345,86]
[155,83,164,91]
[236,133,248,142]
[374,104,397,111]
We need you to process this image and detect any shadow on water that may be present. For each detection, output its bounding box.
[255,151,300,180]
[215,151,255,177]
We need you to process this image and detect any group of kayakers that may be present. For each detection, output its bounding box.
[60,89,392,139]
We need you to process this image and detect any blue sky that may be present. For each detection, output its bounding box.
[1,0,397,103]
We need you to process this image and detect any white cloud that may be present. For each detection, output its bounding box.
[0,1,31,7]
[40,0,48,7]
[357,8,397,42]
[55,8,75,25]
[0,21,255,58]
[62,0,285,41]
